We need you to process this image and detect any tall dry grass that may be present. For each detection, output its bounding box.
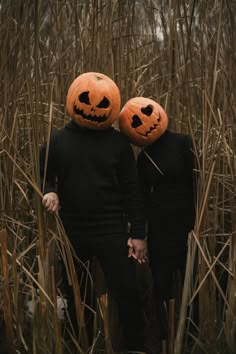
[0,0,235,353]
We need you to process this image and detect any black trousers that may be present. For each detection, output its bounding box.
[148,233,188,342]
[61,233,145,352]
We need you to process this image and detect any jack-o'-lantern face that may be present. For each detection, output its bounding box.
[66,72,121,130]
[119,97,168,146]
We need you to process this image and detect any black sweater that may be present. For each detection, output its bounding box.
[137,130,196,242]
[40,120,145,239]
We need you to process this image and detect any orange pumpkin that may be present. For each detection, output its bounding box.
[119,97,168,146]
[66,72,121,130]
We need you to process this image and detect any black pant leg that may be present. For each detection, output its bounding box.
[97,237,146,352]
[60,241,95,345]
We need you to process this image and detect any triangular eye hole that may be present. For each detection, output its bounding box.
[141,105,153,116]
[79,91,90,105]
[97,97,110,108]
[131,115,143,128]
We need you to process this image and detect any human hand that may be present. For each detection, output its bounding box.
[42,192,59,213]
[127,237,147,263]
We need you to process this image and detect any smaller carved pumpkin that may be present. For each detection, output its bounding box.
[66,72,121,130]
[119,97,168,146]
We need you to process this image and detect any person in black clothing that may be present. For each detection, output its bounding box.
[40,73,147,353]
[119,96,197,353]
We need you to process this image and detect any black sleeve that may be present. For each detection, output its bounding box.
[39,132,58,194]
[184,135,195,172]
[137,151,151,218]
[117,141,146,240]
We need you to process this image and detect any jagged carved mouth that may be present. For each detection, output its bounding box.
[138,124,159,136]
[73,105,110,123]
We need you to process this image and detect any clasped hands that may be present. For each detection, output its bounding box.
[127,237,147,263]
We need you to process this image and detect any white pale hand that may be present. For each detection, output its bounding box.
[42,192,59,213]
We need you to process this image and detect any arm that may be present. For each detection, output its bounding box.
[136,151,152,218]
[118,140,147,262]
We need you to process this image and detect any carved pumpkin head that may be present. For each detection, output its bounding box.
[66,72,121,130]
[119,97,168,146]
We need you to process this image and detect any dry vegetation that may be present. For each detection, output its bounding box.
[0,0,236,353]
